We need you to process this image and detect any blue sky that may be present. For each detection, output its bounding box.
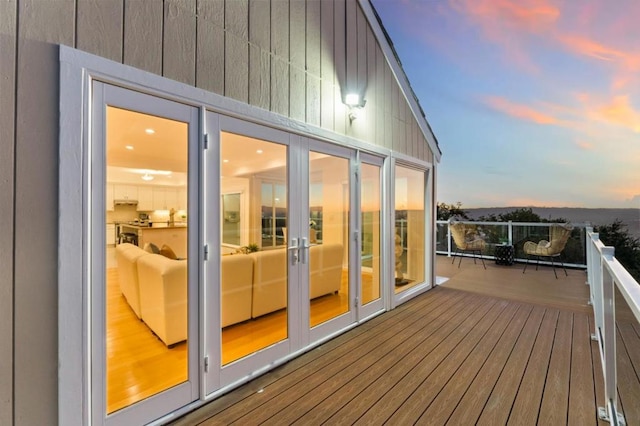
[372,0,640,208]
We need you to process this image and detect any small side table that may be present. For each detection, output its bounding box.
[495,244,514,266]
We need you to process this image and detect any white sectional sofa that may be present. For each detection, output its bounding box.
[136,254,188,347]
[115,243,148,318]
[114,243,344,346]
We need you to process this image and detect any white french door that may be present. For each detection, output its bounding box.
[91,82,200,425]
[202,116,384,395]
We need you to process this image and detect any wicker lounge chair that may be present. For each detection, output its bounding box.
[450,222,486,269]
[522,223,573,278]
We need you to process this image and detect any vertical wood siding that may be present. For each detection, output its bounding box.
[196,0,224,94]
[5,1,436,424]
[164,0,197,85]
[15,1,75,424]
[270,0,289,116]
[124,0,163,75]
[249,0,271,110]
[0,2,16,425]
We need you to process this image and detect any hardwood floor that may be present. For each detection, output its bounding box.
[106,268,187,414]
[106,267,377,411]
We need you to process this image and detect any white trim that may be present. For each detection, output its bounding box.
[58,45,440,424]
[59,49,89,426]
[359,0,442,163]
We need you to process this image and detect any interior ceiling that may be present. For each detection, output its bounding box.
[106,106,340,185]
[107,106,188,173]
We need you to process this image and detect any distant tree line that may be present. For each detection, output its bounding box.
[437,202,640,281]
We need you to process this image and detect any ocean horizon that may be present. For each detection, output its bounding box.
[462,207,640,239]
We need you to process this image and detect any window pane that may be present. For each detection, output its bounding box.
[220,131,288,365]
[106,106,189,413]
[361,163,381,304]
[309,152,350,327]
[394,165,425,293]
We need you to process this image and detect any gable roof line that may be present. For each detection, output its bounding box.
[359,0,442,162]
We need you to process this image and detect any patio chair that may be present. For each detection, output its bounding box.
[450,222,486,269]
[522,223,573,278]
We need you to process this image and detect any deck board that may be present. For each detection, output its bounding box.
[507,308,558,426]
[538,310,573,425]
[568,313,598,426]
[174,275,624,426]
[290,291,474,425]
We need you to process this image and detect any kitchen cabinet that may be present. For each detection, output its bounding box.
[137,186,154,211]
[153,187,179,210]
[113,184,138,201]
[106,184,114,211]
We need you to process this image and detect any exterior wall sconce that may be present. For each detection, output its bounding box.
[345,93,365,123]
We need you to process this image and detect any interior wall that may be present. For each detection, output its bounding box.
[4,1,437,424]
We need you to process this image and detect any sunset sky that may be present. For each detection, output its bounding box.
[372,0,640,209]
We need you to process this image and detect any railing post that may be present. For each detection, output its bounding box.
[598,246,622,425]
[508,221,513,246]
[447,221,452,257]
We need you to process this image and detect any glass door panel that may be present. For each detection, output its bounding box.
[394,165,426,293]
[361,162,382,305]
[308,151,350,328]
[220,131,288,365]
[105,106,189,414]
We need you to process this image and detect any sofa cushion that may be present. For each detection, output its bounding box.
[136,254,188,346]
[221,254,254,327]
[115,243,149,318]
[249,249,288,318]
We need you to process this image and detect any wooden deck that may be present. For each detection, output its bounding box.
[172,256,638,425]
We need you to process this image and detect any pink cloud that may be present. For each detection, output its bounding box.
[484,96,560,125]
[593,95,640,132]
[451,0,559,33]
[449,0,560,73]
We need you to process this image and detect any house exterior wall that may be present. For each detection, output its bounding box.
[1,1,437,424]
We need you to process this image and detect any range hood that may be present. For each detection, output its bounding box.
[114,199,138,205]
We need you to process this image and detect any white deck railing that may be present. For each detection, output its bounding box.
[587,229,640,425]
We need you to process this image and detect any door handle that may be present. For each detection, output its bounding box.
[288,238,299,264]
[300,238,310,264]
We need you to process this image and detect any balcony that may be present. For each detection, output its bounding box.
[173,225,639,426]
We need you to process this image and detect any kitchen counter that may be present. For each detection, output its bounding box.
[121,223,187,230]
[120,223,187,258]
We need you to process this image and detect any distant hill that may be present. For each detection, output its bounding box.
[464,207,640,239]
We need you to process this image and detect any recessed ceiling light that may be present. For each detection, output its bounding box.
[223,159,229,163]
[145,128,155,134]
[141,173,154,181]
[256,149,263,154]
[125,145,134,150]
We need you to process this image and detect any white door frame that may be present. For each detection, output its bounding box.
[90,82,201,425]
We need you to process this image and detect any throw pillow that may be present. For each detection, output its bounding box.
[160,244,178,260]
[143,242,160,254]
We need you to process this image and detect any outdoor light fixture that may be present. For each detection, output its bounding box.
[344,92,365,123]
[345,93,360,107]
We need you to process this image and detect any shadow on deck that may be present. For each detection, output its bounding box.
[173,255,615,425]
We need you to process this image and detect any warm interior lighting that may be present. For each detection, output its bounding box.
[125,145,134,150]
[141,173,154,181]
[256,149,263,154]
[145,128,155,134]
